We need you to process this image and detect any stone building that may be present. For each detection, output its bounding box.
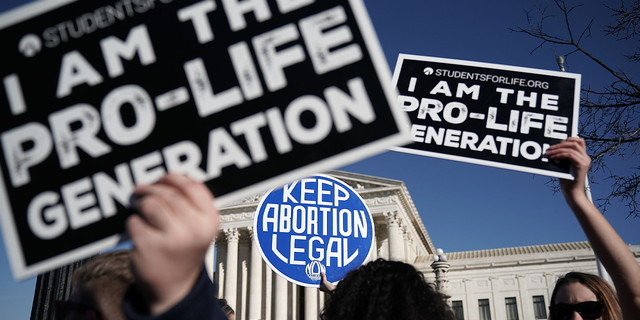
[207,171,640,320]
[206,171,436,320]
[416,241,640,320]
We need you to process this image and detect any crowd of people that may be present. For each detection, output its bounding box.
[55,138,640,320]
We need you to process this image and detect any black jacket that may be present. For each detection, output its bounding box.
[123,268,228,320]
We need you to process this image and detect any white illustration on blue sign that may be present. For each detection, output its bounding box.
[254,174,375,287]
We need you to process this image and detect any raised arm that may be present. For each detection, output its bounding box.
[545,137,640,317]
[319,272,336,294]
[125,173,223,317]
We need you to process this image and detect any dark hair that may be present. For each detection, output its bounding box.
[218,298,235,317]
[321,259,455,320]
[549,272,621,320]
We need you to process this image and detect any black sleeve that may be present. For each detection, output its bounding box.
[123,267,228,320]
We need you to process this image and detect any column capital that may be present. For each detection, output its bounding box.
[402,227,410,239]
[224,228,240,242]
[383,211,401,227]
[247,226,256,239]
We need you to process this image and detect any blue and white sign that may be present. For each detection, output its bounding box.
[254,174,375,287]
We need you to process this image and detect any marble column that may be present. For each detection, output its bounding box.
[384,211,404,261]
[368,221,378,262]
[289,283,297,320]
[544,272,556,298]
[516,274,529,320]
[489,276,501,320]
[238,233,250,320]
[215,237,227,298]
[274,273,288,320]
[402,228,410,263]
[407,237,416,264]
[224,228,240,311]
[248,227,263,320]
[264,266,272,320]
[462,278,473,320]
[205,238,215,280]
[305,286,319,320]
[375,222,385,260]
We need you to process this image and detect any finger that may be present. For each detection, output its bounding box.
[126,214,161,248]
[547,137,586,152]
[547,150,588,166]
[133,192,174,230]
[545,144,589,160]
[319,272,329,292]
[136,182,199,221]
[159,173,216,215]
[565,137,585,146]
[545,143,587,160]
[320,272,335,292]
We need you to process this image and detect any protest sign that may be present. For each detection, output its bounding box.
[254,174,374,287]
[391,54,580,179]
[0,0,409,280]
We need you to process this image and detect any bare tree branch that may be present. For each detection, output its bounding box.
[513,0,640,217]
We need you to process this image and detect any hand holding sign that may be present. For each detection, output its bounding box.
[127,173,220,315]
[319,272,336,293]
[544,137,590,198]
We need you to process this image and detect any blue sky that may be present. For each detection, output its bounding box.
[1,0,639,319]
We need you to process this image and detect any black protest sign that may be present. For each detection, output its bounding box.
[0,0,409,280]
[391,54,580,179]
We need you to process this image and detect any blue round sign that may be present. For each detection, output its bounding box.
[254,174,375,287]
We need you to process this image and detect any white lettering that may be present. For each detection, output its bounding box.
[100,24,156,78]
[56,50,104,98]
[177,0,217,44]
[205,127,252,179]
[221,0,271,31]
[49,104,111,169]
[27,192,67,240]
[299,6,362,74]
[252,23,305,92]
[101,85,155,145]
[1,122,53,187]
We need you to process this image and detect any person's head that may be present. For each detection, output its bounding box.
[549,272,622,320]
[57,250,134,320]
[321,258,455,320]
[218,299,235,320]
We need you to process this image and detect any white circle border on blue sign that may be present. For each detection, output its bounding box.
[253,174,375,287]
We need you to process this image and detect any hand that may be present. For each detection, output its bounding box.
[126,173,220,315]
[319,272,336,293]
[544,137,591,200]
